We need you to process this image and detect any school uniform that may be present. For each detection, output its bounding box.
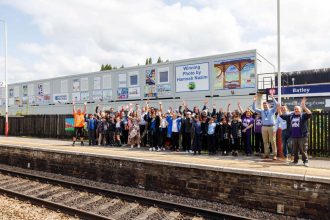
[230,118,242,154]
[207,122,217,155]
[86,118,97,145]
[219,123,231,155]
[181,117,193,152]
[192,120,202,154]
[166,115,181,151]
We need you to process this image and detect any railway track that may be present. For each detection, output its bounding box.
[0,167,253,220]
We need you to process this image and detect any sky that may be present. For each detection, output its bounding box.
[0,0,329,83]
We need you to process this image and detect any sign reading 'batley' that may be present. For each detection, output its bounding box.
[267,83,330,97]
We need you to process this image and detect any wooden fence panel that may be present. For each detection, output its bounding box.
[0,113,329,156]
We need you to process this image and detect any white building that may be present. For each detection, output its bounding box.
[1,49,274,115]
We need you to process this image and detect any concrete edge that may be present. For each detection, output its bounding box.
[1,144,329,184]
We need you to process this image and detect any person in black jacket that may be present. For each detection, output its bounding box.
[230,110,242,156]
[219,117,231,155]
[144,103,162,151]
[277,97,312,166]
[181,111,193,153]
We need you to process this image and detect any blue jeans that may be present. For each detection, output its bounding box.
[282,129,291,157]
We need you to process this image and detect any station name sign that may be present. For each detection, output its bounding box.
[267,83,330,97]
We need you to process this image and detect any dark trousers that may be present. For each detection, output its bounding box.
[158,128,167,148]
[140,125,146,146]
[201,134,208,151]
[207,134,216,154]
[242,132,252,155]
[88,129,96,145]
[182,132,192,151]
[108,131,115,145]
[282,129,291,157]
[221,139,230,153]
[150,130,159,149]
[122,130,128,144]
[171,132,179,150]
[192,134,201,153]
[292,137,308,163]
[232,137,241,151]
[255,133,264,153]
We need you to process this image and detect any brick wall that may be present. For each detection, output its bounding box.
[0,145,328,219]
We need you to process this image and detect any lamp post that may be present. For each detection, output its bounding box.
[0,20,8,136]
[277,0,281,104]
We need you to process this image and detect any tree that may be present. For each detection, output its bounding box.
[104,64,109,70]
[157,57,163,63]
[113,66,117,69]
[120,65,124,68]
[100,64,105,71]
[148,57,152,64]
[145,58,149,65]
[165,59,169,62]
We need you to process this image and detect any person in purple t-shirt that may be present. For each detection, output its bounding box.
[254,112,263,155]
[277,97,312,167]
[238,102,254,156]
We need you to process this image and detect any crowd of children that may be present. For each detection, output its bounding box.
[72,96,312,164]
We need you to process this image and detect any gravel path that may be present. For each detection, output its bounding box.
[0,194,79,220]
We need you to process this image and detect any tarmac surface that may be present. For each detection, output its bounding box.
[0,136,329,183]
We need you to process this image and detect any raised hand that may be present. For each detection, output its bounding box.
[253,95,257,102]
[301,97,307,108]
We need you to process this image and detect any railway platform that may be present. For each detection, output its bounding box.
[0,136,329,181]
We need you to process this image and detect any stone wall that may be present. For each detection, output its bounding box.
[0,145,328,219]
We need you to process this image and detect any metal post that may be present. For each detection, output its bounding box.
[277,0,281,103]
[0,20,8,136]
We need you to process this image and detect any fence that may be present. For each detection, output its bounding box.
[0,112,329,156]
[0,115,73,139]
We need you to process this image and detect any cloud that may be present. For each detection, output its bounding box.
[1,0,330,83]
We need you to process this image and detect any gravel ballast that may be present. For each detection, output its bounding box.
[0,194,79,220]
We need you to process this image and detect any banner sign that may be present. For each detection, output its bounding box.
[117,88,128,99]
[65,118,74,131]
[144,85,157,98]
[53,93,69,103]
[157,84,171,96]
[92,90,103,101]
[128,87,140,98]
[175,62,209,92]
[214,57,255,90]
[267,83,330,97]
[145,69,156,85]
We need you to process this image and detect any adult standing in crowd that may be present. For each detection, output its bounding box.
[276,104,291,160]
[277,97,312,166]
[252,94,278,160]
[72,101,87,146]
